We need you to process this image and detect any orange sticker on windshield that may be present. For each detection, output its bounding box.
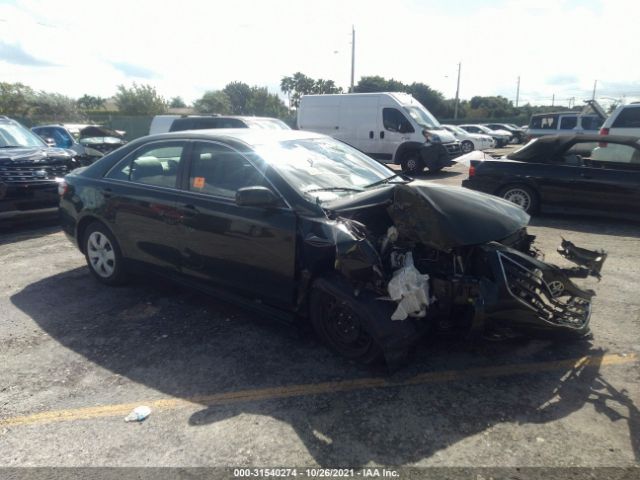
[192,177,205,189]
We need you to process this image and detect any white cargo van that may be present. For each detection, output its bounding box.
[297,92,460,173]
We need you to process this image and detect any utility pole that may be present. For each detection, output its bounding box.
[592,80,598,100]
[515,76,520,108]
[453,62,461,120]
[551,94,555,106]
[350,25,355,93]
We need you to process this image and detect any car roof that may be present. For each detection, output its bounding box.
[144,128,325,147]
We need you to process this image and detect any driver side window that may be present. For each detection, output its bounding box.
[383,108,414,133]
[188,142,270,198]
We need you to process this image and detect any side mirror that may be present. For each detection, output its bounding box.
[236,186,279,207]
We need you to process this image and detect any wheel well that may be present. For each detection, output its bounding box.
[76,216,108,254]
[393,142,423,164]
[495,182,537,196]
[495,182,541,208]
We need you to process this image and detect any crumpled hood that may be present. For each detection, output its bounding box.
[79,126,124,139]
[387,180,529,250]
[0,146,74,164]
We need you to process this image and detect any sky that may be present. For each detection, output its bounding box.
[1,0,639,109]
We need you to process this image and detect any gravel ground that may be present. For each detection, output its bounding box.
[1,153,639,472]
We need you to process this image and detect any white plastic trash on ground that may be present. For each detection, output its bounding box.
[124,405,151,422]
[387,252,434,321]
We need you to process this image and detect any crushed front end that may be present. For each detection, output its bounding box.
[319,181,607,365]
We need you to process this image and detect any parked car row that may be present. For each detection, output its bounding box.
[4,90,629,367]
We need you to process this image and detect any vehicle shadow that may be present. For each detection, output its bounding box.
[0,218,61,246]
[11,267,638,466]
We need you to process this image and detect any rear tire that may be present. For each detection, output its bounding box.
[83,222,127,286]
[400,152,424,175]
[498,184,539,214]
[310,278,383,364]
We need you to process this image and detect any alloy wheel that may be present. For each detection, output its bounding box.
[502,187,532,211]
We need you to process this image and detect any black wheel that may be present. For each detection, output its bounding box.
[310,280,383,364]
[83,221,127,286]
[461,140,474,154]
[499,184,539,214]
[400,151,424,175]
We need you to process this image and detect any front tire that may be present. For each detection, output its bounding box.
[461,140,474,154]
[499,184,539,214]
[310,279,383,364]
[83,222,127,286]
[400,152,424,175]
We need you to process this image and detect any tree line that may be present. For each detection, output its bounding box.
[0,74,581,123]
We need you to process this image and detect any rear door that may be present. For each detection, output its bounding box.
[103,140,188,273]
[174,140,297,309]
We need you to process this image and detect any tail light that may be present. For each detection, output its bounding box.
[599,127,609,147]
[57,179,68,196]
[469,165,476,177]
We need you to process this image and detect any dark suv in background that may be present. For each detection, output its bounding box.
[0,116,78,221]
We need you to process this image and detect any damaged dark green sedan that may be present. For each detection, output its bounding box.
[59,130,606,368]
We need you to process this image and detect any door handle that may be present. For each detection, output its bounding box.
[380,131,385,139]
[369,131,374,139]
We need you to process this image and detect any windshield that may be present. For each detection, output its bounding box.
[0,122,47,147]
[254,137,399,203]
[446,125,466,135]
[403,106,440,129]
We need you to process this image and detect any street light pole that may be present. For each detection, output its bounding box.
[515,76,520,108]
[350,25,355,93]
[592,80,598,100]
[453,62,461,120]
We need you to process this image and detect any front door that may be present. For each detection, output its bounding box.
[371,107,414,162]
[174,141,297,309]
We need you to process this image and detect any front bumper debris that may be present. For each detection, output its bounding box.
[557,239,607,279]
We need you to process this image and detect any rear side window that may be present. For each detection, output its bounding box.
[383,108,414,133]
[612,107,640,128]
[188,142,269,198]
[107,142,185,188]
[530,115,559,130]
[559,116,577,129]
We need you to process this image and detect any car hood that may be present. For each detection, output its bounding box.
[0,146,74,164]
[79,126,125,139]
[490,129,511,136]
[428,129,456,143]
[326,180,529,251]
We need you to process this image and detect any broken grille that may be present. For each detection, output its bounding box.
[497,252,590,329]
[0,164,69,183]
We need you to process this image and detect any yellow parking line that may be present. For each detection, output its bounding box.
[1,352,636,428]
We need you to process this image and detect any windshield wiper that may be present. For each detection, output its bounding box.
[0,145,26,148]
[364,173,410,189]
[304,187,364,194]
